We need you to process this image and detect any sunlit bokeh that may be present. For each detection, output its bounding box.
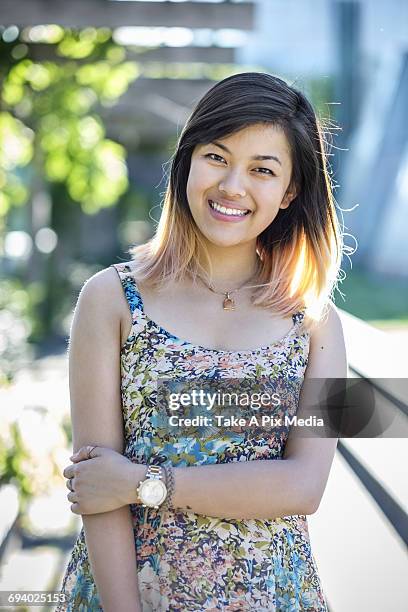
[4,231,33,259]
[35,227,58,254]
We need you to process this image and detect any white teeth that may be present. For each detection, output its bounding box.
[209,200,249,216]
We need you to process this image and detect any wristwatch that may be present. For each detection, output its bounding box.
[136,464,168,509]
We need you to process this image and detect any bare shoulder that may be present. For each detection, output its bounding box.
[73,265,130,335]
[307,301,348,378]
[78,266,121,311]
[309,300,344,341]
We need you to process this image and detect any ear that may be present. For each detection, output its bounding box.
[280,187,298,210]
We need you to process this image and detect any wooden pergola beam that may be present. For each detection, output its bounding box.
[100,77,215,145]
[104,76,214,113]
[0,1,255,30]
[25,43,236,64]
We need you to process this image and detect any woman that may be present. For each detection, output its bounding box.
[59,72,347,611]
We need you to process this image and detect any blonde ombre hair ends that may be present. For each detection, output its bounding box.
[129,72,343,329]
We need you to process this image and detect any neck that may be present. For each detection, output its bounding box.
[197,242,260,290]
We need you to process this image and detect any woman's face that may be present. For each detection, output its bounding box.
[186,123,296,249]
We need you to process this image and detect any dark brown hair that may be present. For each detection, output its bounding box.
[130,72,343,322]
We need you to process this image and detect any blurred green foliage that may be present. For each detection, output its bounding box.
[0,25,141,366]
[0,278,38,385]
[0,25,138,218]
[0,422,33,508]
[0,411,70,510]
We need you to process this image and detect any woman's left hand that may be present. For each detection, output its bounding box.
[63,446,145,515]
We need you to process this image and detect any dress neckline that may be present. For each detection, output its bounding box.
[119,264,306,355]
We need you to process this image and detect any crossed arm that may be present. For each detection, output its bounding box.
[66,440,338,520]
[65,268,347,525]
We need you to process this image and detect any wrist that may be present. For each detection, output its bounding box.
[126,462,147,505]
[171,465,187,511]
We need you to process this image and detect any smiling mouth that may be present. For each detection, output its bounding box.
[208,199,251,217]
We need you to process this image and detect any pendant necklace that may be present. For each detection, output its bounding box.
[196,273,265,311]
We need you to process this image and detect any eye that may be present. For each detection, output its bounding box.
[204,153,226,163]
[203,153,275,176]
[253,167,275,176]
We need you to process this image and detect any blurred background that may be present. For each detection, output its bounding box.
[0,1,407,611]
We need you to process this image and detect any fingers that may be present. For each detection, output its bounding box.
[67,491,77,503]
[70,445,99,462]
[65,478,74,491]
[63,465,74,479]
[63,467,81,514]
[70,500,91,515]
[70,447,87,462]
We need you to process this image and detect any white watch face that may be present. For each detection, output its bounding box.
[140,479,167,506]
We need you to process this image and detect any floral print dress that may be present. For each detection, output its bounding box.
[58,262,328,612]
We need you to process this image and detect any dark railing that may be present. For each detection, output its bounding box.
[313,310,408,611]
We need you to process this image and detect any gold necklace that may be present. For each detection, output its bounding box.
[196,273,264,311]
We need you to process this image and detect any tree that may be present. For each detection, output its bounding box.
[0,25,139,365]
[0,25,138,220]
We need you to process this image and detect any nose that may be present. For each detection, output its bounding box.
[218,169,246,198]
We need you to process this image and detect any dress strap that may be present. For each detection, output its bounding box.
[291,309,306,327]
[110,262,144,316]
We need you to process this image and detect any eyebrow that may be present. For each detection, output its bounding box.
[208,141,282,166]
